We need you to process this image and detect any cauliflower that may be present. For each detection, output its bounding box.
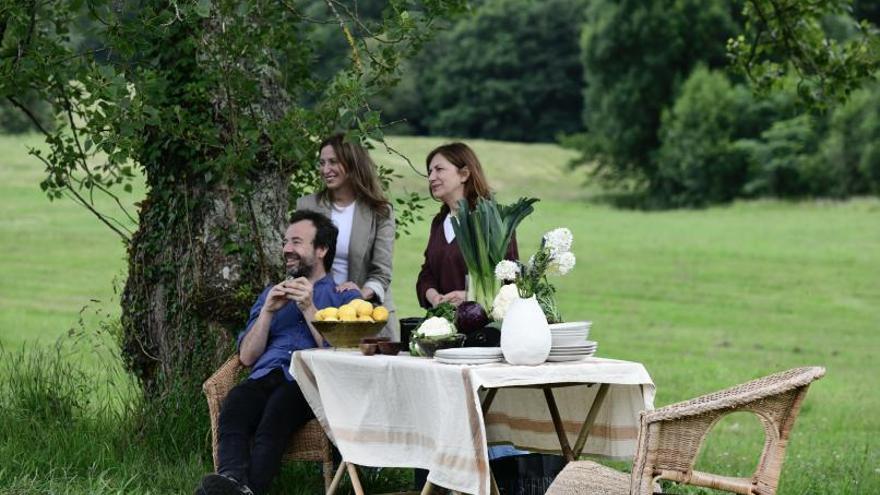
[416,316,456,338]
[491,283,520,321]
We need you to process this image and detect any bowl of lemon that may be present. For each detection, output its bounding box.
[312,299,389,348]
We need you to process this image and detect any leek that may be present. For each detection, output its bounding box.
[451,196,538,313]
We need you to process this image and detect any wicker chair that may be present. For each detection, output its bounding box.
[203,355,335,492]
[546,366,826,495]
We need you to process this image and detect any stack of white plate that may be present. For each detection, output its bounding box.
[547,340,597,362]
[435,347,504,365]
[549,321,592,347]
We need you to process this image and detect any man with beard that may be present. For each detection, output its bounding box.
[197,210,360,495]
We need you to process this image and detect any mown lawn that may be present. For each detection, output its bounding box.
[1,133,878,493]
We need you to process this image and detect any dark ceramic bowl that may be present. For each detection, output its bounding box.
[359,342,378,356]
[414,333,466,358]
[376,341,403,355]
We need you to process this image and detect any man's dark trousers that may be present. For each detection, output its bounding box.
[217,368,315,495]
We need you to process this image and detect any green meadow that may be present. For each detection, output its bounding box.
[1,133,878,493]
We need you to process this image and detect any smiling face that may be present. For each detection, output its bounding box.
[282,220,327,279]
[428,153,469,207]
[318,145,349,192]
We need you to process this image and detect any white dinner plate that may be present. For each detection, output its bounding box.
[435,347,503,359]
[550,345,597,352]
[435,356,504,365]
[546,354,594,362]
[549,348,597,356]
[549,322,592,332]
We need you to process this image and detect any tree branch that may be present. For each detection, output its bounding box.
[30,150,132,242]
[279,0,334,25]
[325,0,362,72]
[5,95,51,136]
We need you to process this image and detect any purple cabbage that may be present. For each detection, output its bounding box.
[455,301,490,334]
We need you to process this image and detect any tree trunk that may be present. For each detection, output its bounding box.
[119,11,294,397]
[121,174,290,395]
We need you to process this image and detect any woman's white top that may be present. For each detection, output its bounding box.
[443,214,456,243]
[330,201,356,284]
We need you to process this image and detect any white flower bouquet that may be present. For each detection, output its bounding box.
[494,227,576,323]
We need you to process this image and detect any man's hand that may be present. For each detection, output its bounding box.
[262,281,294,314]
[286,276,315,313]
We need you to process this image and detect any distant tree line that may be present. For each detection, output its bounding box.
[4,0,879,206]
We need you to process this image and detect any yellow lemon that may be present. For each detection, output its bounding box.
[323,316,339,322]
[338,305,358,322]
[314,309,326,321]
[372,306,389,322]
[355,300,374,317]
[350,298,366,307]
[322,307,338,319]
[357,315,374,322]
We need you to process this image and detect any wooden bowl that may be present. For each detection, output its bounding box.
[312,321,386,348]
[359,342,378,356]
[376,341,403,355]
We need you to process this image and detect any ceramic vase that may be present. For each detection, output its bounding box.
[500,296,551,365]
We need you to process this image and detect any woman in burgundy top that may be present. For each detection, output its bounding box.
[416,142,518,309]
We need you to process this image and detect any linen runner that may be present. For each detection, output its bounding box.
[292,351,654,495]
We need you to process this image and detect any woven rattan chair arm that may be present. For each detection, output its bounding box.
[659,469,754,494]
[203,354,245,471]
[203,354,244,401]
[643,366,825,423]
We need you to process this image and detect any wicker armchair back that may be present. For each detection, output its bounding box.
[547,366,826,495]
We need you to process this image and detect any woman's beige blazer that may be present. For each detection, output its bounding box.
[296,193,398,339]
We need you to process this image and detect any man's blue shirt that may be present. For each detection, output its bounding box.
[237,274,359,381]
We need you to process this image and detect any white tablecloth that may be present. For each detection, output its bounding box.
[292,351,654,495]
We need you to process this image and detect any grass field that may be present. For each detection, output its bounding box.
[1,133,879,493]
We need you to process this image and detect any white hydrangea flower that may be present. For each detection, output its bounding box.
[547,251,576,276]
[543,228,573,255]
[491,283,520,321]
[416,316,456,337]
[494,260,520,281]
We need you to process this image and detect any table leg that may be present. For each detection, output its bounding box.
[327,461,366,495]
[572,383,610,458]
[489,470,501,495]
[481,388,498,415]
[327,461,347,495]
[420,481,435,495]
[481,388,502,495]
[347,463,365,495]
[543,388,576,461]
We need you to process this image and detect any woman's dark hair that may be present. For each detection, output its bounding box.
[289,209,338,272]
[425,142,492,214]
[318,133,391,217]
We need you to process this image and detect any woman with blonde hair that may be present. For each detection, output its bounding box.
[297,133,397,338]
